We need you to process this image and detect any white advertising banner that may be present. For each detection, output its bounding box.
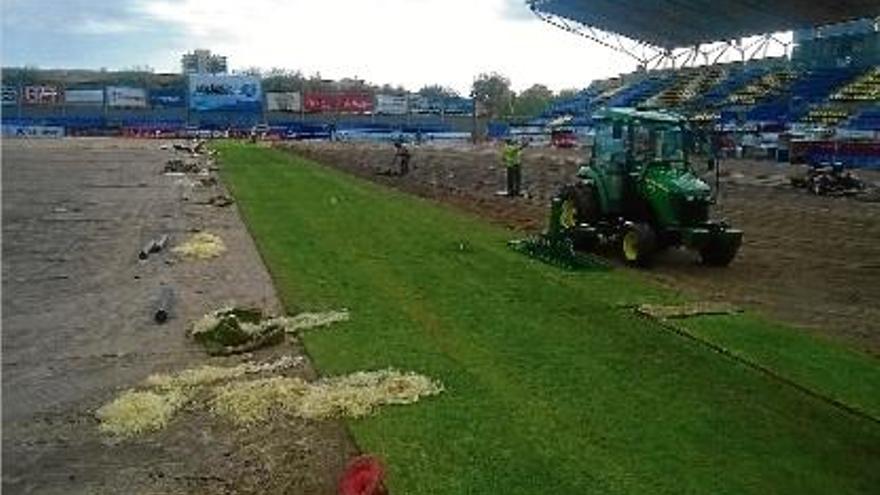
[106,86,147,108]
[266,92,301,112]
[376,94,408,115]
[65,89,104,105]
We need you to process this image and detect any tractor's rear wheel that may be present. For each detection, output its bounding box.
[621,223,657,267]
[700,236,740,267]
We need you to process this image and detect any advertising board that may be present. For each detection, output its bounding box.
[23,86,59,105]
[304,92,373,113]
[189,75,261,111]
[2,86,17,105]
[150,89,186,107]
[375,94,408,115]
[107,86,148,108]
[2,125,65,138]
[65,89,104,105]
[266,92,302,112]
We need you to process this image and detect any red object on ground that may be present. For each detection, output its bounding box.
[339,455,388,495]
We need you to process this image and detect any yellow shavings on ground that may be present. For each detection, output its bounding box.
[211,376,310,426]
[145,356,300,390]
[97,356,301,437]
[278,310,350,333]
[172,232,226,259]
[95,389,186,437]
[210,369,444,425]
[637,301,741,319]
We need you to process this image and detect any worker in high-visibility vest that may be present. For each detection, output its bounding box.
[502,138,527,196]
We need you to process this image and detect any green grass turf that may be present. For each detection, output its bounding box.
[217,142,880,495]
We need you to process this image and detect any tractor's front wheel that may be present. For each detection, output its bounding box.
[555,184,600,250]
[621,223,657,267]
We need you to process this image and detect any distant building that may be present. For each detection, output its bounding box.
[181,49,228,75]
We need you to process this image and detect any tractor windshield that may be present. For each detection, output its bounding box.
[633,124,685,164]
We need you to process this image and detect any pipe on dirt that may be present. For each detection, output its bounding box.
[138,240,155,260]
[154,286,175,324]
[152,234,169,253]
[139,234,170,260]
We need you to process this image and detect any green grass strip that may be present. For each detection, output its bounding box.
[218,142,880,495]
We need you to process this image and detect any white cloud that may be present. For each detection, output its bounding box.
[72,19,142,35]
[135,0,638,93]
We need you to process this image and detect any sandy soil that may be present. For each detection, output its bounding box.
[284,141,880,355]
[2,138,356,494]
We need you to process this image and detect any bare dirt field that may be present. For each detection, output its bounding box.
[2,138,355,494]
[285,141,880,355]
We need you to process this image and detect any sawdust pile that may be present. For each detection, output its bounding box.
[210,376,310,425]
[211,369,444,426]
[96,389,186,437]
[96,356,300,437]
[637,301,741,319]
[172,232,226,259]
[145,356,301,390]
[96,358,442,438]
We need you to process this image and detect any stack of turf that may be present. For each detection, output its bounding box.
[189,307,285,356]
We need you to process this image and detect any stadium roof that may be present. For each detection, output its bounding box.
[529,0,880,49]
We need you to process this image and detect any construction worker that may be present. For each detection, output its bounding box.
[503,138,527,196]
[393,140,411,176]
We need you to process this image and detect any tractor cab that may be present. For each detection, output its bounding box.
[548,107,742,267]
[582,108,697,216]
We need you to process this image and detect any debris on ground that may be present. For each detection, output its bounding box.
[173,139,208,155]
[210,369,444,425]
[163,159,203,174]
[198,176,219,187]
[790,165,867,196]
[145,356,301,390]
[96,358,441,438]
[97,356,301,438]
[138,234,170,260]
[339,456,388,495]
[188,307,286,355]
[172,232,226,260]
[206,194,235,207]
[96,389,187,437]
[636,301,741,319]
[153,285,175,324]
[187,307,350,355]
[280,309,350,334]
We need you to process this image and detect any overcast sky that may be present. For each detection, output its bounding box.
[1,0,641,93]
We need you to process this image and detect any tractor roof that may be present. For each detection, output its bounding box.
[594,107,683,124]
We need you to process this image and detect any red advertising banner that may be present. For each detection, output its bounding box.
[304,92,373,113]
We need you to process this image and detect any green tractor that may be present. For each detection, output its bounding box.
[547,108,742,267]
